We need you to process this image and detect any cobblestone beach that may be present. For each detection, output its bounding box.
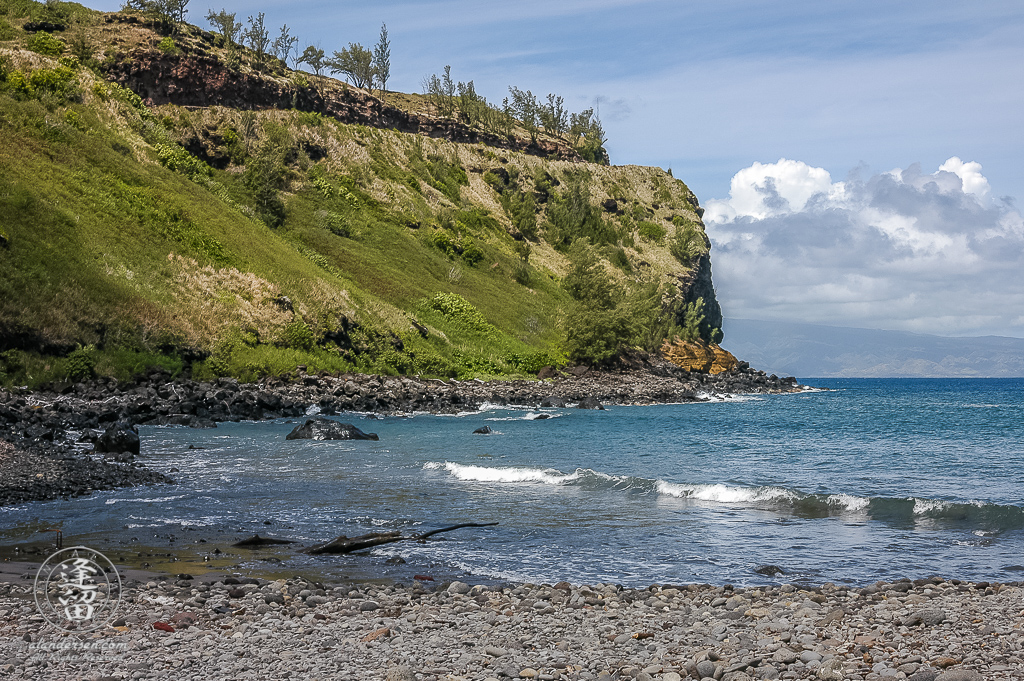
[1,572,1020,681]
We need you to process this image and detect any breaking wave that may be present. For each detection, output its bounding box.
[422,461,1024,530]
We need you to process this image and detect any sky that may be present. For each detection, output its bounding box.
[93,1,1024,337]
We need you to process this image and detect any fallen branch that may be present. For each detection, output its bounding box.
[302,522,498,555]
[233,534,296,548]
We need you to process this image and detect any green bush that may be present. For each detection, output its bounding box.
[63,344,96,381]
[430,229,460,257]
[544,174,615,248]
[427,292,495,336]
[637,221,666,242]
[27,31,64,57]
[3,63,81,103]
[504,350,558,374]
[155,143,211,182]
[157,36,179,55]
[460,238,483,266]
[280,320,315,350]
[669,222,708,266]
[563,306,633,365]
[315,209,349,237]
[0,17,17,41]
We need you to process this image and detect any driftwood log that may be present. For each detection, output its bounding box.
[302,522,499,555]
[232,534,296,547]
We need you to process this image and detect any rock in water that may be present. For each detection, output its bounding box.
[754,564,785,576]
[576,397,605,410]
[473,426,493,434]
[96,422,141,457]
[285,418,379,441]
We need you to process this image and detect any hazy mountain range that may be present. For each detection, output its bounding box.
[722,319,1024,378]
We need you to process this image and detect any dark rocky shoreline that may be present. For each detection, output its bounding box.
[0,359,803,507]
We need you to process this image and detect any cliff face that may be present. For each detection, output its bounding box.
[672,252,724,341]
[0,5,729,385]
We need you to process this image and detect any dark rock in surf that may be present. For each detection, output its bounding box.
[539,396,567,408]
[285,417,379,441]
[576,397,604,410]
[95,422,141,457]
[473,426,493,434]
[532,414,552,420]
[755,564,785,576]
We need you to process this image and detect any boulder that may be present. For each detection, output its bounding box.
[285,418,379,441]
[539,396,567,408]
[536,366,557,380]
[95,423,141,457]
[576,397,604,410]
[473,426,493,434]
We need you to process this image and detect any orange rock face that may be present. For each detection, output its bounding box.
[661,339,739,374]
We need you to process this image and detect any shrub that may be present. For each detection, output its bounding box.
[544,174,615,248]
[460,238,483,266]
[315,210,349,237]
[669,222,708,266]
[563,306,633,365]
[504,351,558,374]
[156,143,211,182]
[63,344,96,381]
[680,298,706,342]
[431,229,460,257]
[637,221,666,242]
[27,31,64,57]
[280,320,314,350]
[157,36,179,55]
[0,17,16,41]
[427,293,495,336]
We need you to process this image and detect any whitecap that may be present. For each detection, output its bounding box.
[656,481,796,503]
[826,493,870,511]
[425,461,580,485]
[913,498,951,515]
[105,495,186,505]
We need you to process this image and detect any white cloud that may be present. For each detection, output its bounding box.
[705,159,835,223]
[706,158,1024,337]
[938,157,992,202]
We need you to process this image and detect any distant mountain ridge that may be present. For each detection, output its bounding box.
[722,319,1024,378]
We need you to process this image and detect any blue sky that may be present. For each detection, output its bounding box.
[93,1,1024,336]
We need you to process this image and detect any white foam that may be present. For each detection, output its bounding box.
[656,481,796,503]
[913,498,951,515]
[425,461,580,485]
[826,493,870,511]
[485,412,561,421]
[105,495,186,505]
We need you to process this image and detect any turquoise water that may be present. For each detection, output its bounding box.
[3,378,1023,586]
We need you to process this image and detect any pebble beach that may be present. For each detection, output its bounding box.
[1,571,1021,681]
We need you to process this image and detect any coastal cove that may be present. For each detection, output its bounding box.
[2,378,1022,588]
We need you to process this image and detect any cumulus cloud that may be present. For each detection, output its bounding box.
[705,158,1024,337]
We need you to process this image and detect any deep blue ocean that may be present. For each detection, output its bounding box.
[3,378,1023,587]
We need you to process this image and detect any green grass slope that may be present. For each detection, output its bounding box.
[0,1,717,388]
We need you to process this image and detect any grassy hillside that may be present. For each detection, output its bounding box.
[0,0,718,388]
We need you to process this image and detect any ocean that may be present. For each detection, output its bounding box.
[3,378,1022,587]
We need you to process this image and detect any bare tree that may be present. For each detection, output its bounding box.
[540,93,568,139]
[373,22,390,100]
[243,12,270,67]
[272,24,298,67]
[508,86,540,142]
